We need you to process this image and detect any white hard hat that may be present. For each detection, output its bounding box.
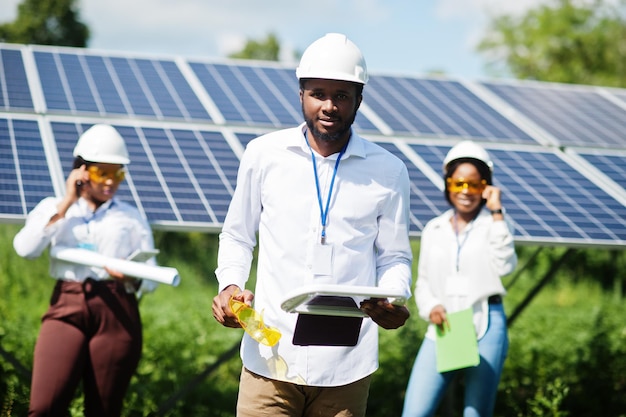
[73,124,130,165]
[296,33,368,85]
[443,140,493,173]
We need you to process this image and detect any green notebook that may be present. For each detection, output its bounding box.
[435,308,480,373]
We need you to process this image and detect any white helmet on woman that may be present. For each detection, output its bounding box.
[73,124,130,165]
[443,140,493,173]
[296,33,368,85]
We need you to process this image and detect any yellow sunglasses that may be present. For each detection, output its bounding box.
[229,292,281,347]
[87,166,126,184]
[446,178,487,194]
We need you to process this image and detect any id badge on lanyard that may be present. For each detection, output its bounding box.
[312,243,334,276]
[305,130,346,278]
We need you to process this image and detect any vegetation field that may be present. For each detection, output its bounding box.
[1,223,625,417]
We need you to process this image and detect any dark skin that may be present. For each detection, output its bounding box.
[212,78,410,331]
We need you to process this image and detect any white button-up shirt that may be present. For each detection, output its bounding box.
[216,124,413,387]
[14,196,157,292]
[415,208,517,340]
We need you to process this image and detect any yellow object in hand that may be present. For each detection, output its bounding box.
[229,293,281,347]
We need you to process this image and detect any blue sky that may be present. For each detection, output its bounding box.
[0,0,546,81]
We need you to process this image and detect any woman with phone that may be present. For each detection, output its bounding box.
[14,124,157,417]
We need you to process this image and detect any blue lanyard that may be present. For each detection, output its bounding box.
[305,133,348,244]
[452,211,472,272]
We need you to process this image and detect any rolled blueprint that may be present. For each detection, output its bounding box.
[50,246,180,286]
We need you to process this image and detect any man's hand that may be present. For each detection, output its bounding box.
[212,285,254,328]
[360,298,410,329]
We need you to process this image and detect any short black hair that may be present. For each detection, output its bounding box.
[443,158,492,207]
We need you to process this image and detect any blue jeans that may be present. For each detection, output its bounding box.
[401,304,508,417]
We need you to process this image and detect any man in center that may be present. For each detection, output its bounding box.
[212,33,413,417]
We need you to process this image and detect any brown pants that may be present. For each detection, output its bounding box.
[29,279,142,417]
[237,367,371,417]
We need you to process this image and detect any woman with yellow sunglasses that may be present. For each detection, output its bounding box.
[402,140,517,417]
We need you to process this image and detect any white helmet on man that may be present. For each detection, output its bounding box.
[296,33,368,85]
[443,140,493,173]
[73,124,130,165]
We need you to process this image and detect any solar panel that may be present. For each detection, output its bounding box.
[481,81,626,149]
[1,42,625,247]
[364,76,537,143]
[32,48,211,121]
[405,143,626,245]
[189,62,296,127]
[0,117,55,218]
[0,48,34,111]
[188,60,379,132]
[576,152,626,188]
[49,120,238,229]
[375,141,449,232]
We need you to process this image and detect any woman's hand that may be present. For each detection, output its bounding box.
[482,185,502,212]
[49,165,90,226]
[429,304,449,332]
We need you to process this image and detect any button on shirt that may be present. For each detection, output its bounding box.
[216,124,413,387]
[415,208,516,340]
[14,196,157,291]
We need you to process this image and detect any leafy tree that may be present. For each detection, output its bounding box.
[0,0,89,47]
[478,0,626,87]
[228,32,281,61]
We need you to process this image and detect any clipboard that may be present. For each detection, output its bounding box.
[280,284,407,318]
[127,248,160,262]
[435,308,480,373]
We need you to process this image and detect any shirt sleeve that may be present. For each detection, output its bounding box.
[214,144,261,292]
[375,162,413,300]
[488,215,517,277]
[414,222,442,322]
[13,197,62,259]
[135,214,159,294]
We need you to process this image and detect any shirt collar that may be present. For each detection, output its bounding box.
[78,196,116,216]
[290,122,367,159]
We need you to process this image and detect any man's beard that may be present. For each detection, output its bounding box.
[303,108,356,142]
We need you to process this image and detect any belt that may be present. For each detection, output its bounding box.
[488,294,502,304]
[81,277,141,294]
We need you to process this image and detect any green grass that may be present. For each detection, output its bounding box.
[1,223,626,416]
